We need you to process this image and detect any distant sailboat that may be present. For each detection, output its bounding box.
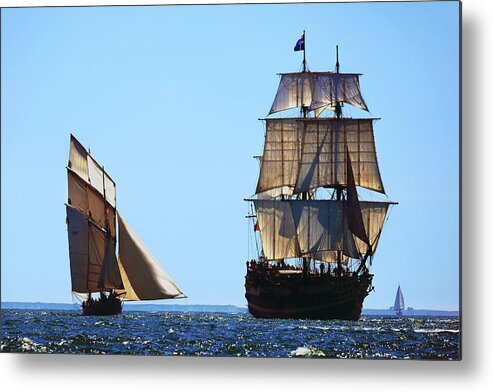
[393,285,405,316]
[65,134,185,315]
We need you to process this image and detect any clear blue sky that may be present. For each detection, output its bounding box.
[1,1,459,310]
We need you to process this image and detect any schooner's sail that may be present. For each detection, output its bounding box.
[245,36,396,321]
[115,212,183,300]
[66,134,184,315]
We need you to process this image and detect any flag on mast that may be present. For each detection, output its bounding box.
[294,33,305,51]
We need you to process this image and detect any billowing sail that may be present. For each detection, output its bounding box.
[269,73,314,115]
[290,200,360,259]
[294,118,384,194]
[66,205,123,294]
[394,286,405,311]
[253,200,301,260]
[269,72,368,116]
[354,201,390,255]
[255,119,301,196]
[115,212,183,300]
[253,199,359,262]
[256,118,384,196]
[310,73,368,114]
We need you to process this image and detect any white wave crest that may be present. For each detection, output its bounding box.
[290,346,326,357]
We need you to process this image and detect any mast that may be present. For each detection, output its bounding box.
[335,45,343,276]
[301,30,308,118]
[301,30,309,275]
[302,30,307,72]
[98,165,110,293]
[336,44,340,73]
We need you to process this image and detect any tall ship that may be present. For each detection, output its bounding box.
[393,285,405,316]
[245,33,396,320]
[66,134,185,316]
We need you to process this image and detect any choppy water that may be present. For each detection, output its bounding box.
[1,309,460,359]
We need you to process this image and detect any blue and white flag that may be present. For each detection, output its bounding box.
[294,33,305,51]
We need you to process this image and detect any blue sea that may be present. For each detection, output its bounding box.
[1,309,460,359]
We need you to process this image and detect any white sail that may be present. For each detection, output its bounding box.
[394,286,405,311]
[256,118,384,196]
[253,200,301,260]
[268,72,368,116]
[310,73,368,114]
[253,199,360,262]
[116,212,183,300]
[68,134,116,208]
[289,200,360,259]
[294,119,385,194]
[353,201,390,255]
[269,73,314,115]
[256,119,302,196]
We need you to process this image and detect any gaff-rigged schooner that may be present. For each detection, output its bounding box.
[245,33,396,320]
[393,285,405,316]
[66,134,185,316]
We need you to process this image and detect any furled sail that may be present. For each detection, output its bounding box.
[268,72,368,116]
[394,285,405,311]
[256,118,384,196]
[115,212,183,300]
[294,118,384,194]
[66,205,123,294]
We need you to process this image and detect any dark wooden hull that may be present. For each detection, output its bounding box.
[245,272,373,321]
[82,297,122,316]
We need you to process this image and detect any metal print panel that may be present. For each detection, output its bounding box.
[1,0,460,360]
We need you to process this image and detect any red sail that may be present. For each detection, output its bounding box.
[346,149,369,245]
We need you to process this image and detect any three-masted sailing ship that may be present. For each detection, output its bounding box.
[393,285,405,316]
[245,33,396,320]
[66,134,185,316]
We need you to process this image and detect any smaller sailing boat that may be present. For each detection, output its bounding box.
[66,134,185,315]
[393,285,405,316]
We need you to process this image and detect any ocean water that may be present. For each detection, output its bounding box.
[0,309,460,359]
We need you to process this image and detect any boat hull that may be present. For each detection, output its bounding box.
[82,297,122,316]
[245,272,372,321]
